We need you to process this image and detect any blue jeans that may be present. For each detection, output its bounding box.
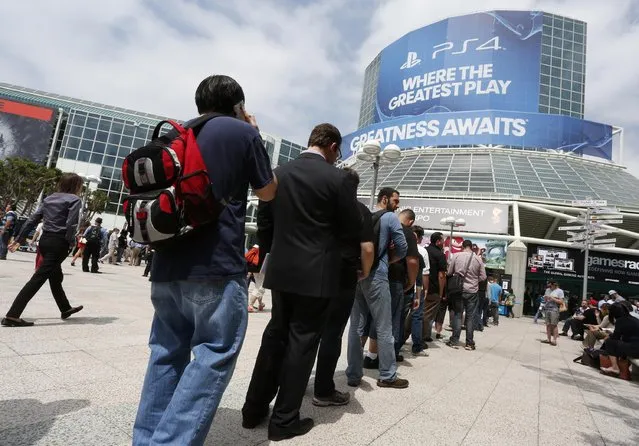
[390,280,404,353]
[346,275,397,382]
[133,276,248,446]
[411,290,425,352]
[396,289,413,355]
[450,292,478,346]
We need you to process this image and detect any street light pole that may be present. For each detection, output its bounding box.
[440,216,466,257]
[356,140,401,210]
[369,156,380,209]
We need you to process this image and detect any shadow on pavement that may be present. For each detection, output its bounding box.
[32,317,119,327]
[0,398,90,445]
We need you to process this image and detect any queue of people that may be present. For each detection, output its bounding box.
[1,73,637,445]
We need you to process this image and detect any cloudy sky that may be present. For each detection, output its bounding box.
[2,0,638,175]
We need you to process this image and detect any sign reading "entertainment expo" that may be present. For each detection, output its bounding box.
[361,198,509,234]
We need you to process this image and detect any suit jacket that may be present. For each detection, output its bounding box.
[257,152,362,298]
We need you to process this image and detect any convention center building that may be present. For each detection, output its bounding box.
[343,10,639,313]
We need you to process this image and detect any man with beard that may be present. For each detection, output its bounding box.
[346,187,408,389]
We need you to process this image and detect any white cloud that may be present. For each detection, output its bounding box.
[2,0,638,177]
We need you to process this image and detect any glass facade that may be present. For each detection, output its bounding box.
[350,148,639,209]
[539,13,586,118]
[0,82,305,223]
[59,109,158,214]
[357,12,587,127]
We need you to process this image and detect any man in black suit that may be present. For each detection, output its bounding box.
[242,123,362,442]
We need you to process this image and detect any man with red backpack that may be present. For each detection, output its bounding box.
[132,75,277,445]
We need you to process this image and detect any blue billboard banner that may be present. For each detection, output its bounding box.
[344,110,613,160]
[376,10,543,121]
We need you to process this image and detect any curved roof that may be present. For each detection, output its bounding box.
[349,148,639,211]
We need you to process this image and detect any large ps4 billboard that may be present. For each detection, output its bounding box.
[0,98,56,164]
[376,10,543,120]
[346,10,614,160]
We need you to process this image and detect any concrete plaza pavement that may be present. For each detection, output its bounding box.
[1,251,638,445]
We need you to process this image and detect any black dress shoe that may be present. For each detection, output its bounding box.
[61,306,83,320]
[363,356,379,369]
[1,318,34,327]
[268,418,314,442]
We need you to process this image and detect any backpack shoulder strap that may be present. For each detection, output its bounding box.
[463,252,474,276]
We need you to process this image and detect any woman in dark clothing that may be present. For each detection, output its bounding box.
[1,173,85,327]
[600,302,639,375]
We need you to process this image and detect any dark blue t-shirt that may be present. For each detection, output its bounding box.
[152,116,273,281]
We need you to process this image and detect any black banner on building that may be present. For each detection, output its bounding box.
[527,244,639,286]
[0,98,56,164]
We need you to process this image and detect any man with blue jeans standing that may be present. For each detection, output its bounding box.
[346,188,408,389]
[133,75,277,446]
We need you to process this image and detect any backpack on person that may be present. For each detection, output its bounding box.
[86,226,101,244]
[121,114,227,246]
[447,252,474,299]
[370,209,390,272]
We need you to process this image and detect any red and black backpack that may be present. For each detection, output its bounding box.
[121,114,226,245]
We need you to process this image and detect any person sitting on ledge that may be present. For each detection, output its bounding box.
[600,302,639,376]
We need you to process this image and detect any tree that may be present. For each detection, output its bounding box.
[84,189,108,223]
[0,157,62,212]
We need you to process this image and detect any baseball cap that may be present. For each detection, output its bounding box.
[95,217,103,224]
[609,290,617,295]
[598,300,607,309]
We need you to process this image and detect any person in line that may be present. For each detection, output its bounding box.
[313,167,374,407]
[242,124,360,442]
[390,209,420,359]
[133,75,277,446]
[407,225,429,355]
[99,227,119,265]
[487,277,503,327]
[82,217,106,273]
[360,188,401,368]
[475,277,488,331]
[542,281,564,346]
[1,173,85,327]
[600,302,639,375]
[446,240,487,350]
[345,188,408,390]
[0,203,18,260]
[425,232,448,341]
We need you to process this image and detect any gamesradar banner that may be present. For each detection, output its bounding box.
[344,110,613,160]
[375,10,543,121]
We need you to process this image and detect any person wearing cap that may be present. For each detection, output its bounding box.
[608,290,625,303]
[82,217,107,273]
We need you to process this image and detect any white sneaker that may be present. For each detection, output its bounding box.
[412,350,429,357]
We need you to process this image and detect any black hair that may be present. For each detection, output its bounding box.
[462,239,473,249]
[413,225,424,239]
[377,187,399,203]
[608,302,630,325]
[195,75,245,115]
[430,231,443,245]
[400,208,415,221]
[307,123,341,150]
[342,167,360,188]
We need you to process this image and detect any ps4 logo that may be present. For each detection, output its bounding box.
[432,36,503,59]
[400,52,421,70]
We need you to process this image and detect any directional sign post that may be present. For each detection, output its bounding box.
[560,200,623,299]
